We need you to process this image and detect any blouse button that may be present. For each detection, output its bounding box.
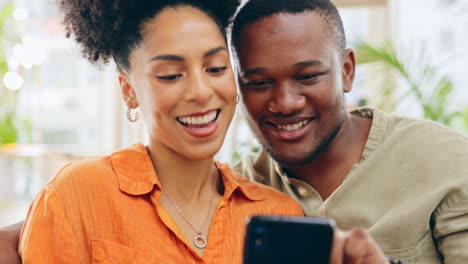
[298,186,308,197]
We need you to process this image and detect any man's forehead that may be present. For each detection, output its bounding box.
[239,11,326,39]
[237,12,327,56]
[236,13,328,65]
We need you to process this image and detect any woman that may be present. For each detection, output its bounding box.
[18,0,303,263]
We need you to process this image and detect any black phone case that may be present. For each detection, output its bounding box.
[243,215,335,264]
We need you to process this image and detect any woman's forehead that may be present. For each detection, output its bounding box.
[140,8,224,50]
[143,7,221,39]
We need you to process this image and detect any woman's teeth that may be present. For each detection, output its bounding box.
[177,110,218,126]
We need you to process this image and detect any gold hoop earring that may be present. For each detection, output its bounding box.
[127,107,139,122]
[236,93,240,104]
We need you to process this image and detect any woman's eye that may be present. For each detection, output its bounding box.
[156,74,183,81]
[206,66,227,74]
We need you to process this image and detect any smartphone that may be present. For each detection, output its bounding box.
[243,215,335,264]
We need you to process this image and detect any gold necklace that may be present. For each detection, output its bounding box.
[163,176,216,249]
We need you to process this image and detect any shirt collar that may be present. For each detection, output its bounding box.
[350,106,384,162]
[111,143,161,196]
[215,161,266,201]
[111,143,264,201]
[253,148,290,184]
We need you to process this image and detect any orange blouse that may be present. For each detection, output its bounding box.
[19,144,303,263]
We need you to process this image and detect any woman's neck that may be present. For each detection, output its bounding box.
[146,141,220,203]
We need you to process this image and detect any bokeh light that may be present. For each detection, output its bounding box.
[3,72,24,90]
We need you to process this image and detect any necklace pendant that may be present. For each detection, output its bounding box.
[194,234,207,249]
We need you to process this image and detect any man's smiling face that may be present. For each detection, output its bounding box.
[236,11,355,167]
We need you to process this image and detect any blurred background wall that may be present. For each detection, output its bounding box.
[0,0,467,227]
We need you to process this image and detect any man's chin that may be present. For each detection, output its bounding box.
[266,147,315,168]
[266,121,344,169]
[264,137,331,168]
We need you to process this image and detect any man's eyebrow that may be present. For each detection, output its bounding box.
[204,46,227,58]
[242,67,267,76]
[242,60,321,76]
[294,60,322,68]
[148,54,184,63]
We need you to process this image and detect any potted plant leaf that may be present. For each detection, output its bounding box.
[355,42,468,134]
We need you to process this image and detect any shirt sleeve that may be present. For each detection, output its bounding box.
[19,188,85,264]
[432,188,468,263]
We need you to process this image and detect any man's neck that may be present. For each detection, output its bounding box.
[285,114,372,200]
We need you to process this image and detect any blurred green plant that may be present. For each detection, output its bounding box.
[355,42,467,132]
[0,4,32,144]
[0,4,13,73]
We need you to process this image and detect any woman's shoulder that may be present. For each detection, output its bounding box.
[45,155,115,194]
[45,143,153,198]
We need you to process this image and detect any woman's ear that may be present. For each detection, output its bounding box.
[119,72,139,108]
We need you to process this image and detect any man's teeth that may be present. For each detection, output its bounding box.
[178,111,217,125]
[277,120,309,131]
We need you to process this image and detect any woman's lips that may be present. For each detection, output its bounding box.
[177,109,220,137]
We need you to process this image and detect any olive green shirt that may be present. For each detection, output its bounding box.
[233,107,468,264]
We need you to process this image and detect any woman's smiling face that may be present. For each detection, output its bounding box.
[120,6,237,160]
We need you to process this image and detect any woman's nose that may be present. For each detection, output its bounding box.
[184,71,213,103]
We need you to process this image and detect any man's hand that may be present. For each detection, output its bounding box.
[0,222,23,264]
[330,227,389,264]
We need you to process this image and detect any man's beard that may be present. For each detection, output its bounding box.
[265,119,344,168]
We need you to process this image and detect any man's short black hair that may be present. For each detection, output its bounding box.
[231,0,346,57]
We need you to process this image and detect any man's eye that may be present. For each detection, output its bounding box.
[296,72,324,82]
[156,74,183,81]
[206,66,228,74]
[245,80,274,88]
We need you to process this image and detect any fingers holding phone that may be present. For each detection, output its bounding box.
[244,216,389,264]
[330,227,388,264]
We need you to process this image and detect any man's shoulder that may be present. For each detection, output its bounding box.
[382,110,468,148]
[233,149,276,184]
[232,151,258,174]
[357,107,468,151]
[364,108,468,178]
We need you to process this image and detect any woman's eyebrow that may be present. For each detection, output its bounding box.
[147,47,226,64]
[203,46,227,58]
[148,54,184,63]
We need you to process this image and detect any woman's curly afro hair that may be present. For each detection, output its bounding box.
[58,0,241,72]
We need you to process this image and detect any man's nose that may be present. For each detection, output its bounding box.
[268,82,306,115]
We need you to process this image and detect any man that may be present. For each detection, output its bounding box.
[0,223,21,264]
[231,0,468,263]
[1,0,466,263]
